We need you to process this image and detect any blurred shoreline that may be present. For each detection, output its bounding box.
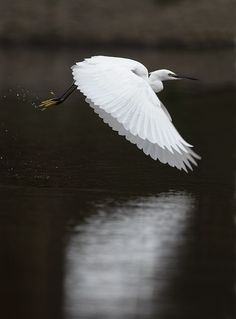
[1,38,234,51]
[0,0,235,50]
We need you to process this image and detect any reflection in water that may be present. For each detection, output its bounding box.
[65,192,194,319]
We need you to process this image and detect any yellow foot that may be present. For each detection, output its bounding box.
[37,98,58,111]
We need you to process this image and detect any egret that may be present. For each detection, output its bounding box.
[39,56,200,172]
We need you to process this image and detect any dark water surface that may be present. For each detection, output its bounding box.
[0,48,235,319]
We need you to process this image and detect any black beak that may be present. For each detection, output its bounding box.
[174,74,199,81]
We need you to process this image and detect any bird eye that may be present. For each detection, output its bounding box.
[168,73,173,77]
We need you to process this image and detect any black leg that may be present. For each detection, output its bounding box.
[38,82,77,110]
[56,82,77,104]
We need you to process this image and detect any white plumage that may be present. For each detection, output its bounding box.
[72,56,200,172]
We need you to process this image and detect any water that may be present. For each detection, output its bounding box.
[0,48,235,319]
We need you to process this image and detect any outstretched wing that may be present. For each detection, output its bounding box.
[72,56,200,171]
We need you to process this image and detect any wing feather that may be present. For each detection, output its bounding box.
[72,56,200,171]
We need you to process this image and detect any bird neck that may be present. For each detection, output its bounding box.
[148,78,163,93]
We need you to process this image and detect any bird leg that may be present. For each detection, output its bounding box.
[38,82,77,111]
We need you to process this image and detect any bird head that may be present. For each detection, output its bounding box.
[149,69,198,82]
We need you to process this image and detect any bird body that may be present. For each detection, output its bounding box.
[40,55,200,172]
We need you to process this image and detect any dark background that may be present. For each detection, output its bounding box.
[0,0,235,49]
[0,1,235,319]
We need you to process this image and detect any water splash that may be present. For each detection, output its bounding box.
[0,86,56,109]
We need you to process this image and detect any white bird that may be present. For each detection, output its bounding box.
[39,56,201,172]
